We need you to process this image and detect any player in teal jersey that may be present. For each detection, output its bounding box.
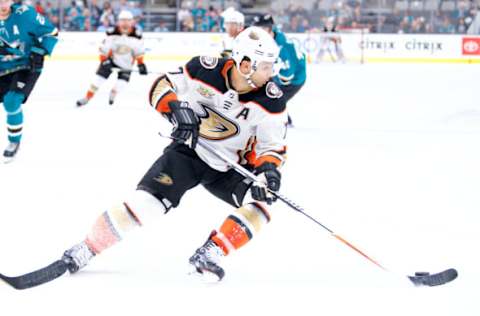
[0,0,58,162]
[253,14,306,127]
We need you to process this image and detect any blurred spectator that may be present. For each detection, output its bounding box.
[182,15,195,32]
[97,15,112,31]
[191,0,207,31]
[154,21,169,32]
[24,0,480,34]
[89,0,103,29]
[206,5,220,31]
[100,2,116,27]
[457,17,467,33]
[178,1,193,31]
[35,1,45,14]
[66,6,86,31]
[438,15,455,33]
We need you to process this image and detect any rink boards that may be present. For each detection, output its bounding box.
[49,31,480,64]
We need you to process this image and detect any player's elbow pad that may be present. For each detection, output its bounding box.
[149,75,178,114]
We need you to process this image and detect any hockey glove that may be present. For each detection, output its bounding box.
[168,101,200,149]
[251,162,281,205]
[29,49,45,73]
[138,63,148,75]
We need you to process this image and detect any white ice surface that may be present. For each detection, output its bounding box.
[0,60,478,316]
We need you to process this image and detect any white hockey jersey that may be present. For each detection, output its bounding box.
[99,26,145,70]
[150,56,288,172]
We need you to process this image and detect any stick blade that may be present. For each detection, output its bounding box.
[0,260,68,290]
[408,268,458,287]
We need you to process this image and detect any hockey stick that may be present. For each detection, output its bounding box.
[112,67,164,75]
[0,65,30,77]
[0,260,68,290]
[194,137,458,287]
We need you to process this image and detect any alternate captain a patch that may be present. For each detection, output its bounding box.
[266,82,283,99]
[199,56,219,69]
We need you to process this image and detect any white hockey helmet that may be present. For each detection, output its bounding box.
[231,26,279,88]
[231,26,279,69]
[118,10,134,20]
[222,7,244,25]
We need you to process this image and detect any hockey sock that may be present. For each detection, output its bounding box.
[85,190,168,254]
[212,203,270,255]
[85,75,107,99]
[111,79,128,97]
[3,91,25,143]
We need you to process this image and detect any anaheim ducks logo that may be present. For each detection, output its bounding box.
[154,173,173,186]
[197,103,239,140]
[115,44,133,55]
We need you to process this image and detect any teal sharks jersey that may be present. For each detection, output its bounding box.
[273,29,306,86]
[0,4,58,72]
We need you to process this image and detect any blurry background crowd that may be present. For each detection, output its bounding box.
[19,0,480,34]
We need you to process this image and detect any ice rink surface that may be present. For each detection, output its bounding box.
[0,60,478,316]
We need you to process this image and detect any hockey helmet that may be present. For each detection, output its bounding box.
[222,7,245,25]
[118,10,134,20]
[232,26,278,67]
[231,26,279,87]
[252,14,275,29]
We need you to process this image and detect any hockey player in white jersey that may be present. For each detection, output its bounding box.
[61,27,287,281]
[220,7,244,58]
[76,10,148,106]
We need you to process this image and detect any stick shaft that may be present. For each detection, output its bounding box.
[197,138,387,271]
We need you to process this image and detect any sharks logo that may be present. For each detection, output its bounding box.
[197,103,239,140]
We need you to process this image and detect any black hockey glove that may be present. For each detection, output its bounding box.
[138,63,148,75]
[168,101,200,149]
[29,51,45,73]
[250,162,281,205]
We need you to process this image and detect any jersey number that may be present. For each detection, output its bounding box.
[36,14,45,25]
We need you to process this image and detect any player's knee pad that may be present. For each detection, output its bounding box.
[213,202,271,255]
[3,91,25,114]
[124,189,170,225]
[91,74,107,89]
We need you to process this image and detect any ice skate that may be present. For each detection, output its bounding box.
[76,97,89,107]
[108,91,116,105]
[3,142,20,163]
[61,241,95,273]
[189,234,225,281]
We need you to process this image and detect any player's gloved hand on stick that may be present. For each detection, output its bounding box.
[251,162,281,205]
[168,100,200,149]
[29,49,45,73]
[138,63,148,75]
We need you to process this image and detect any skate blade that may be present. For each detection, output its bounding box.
[3,156,16,164]
[188,266,221,283]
